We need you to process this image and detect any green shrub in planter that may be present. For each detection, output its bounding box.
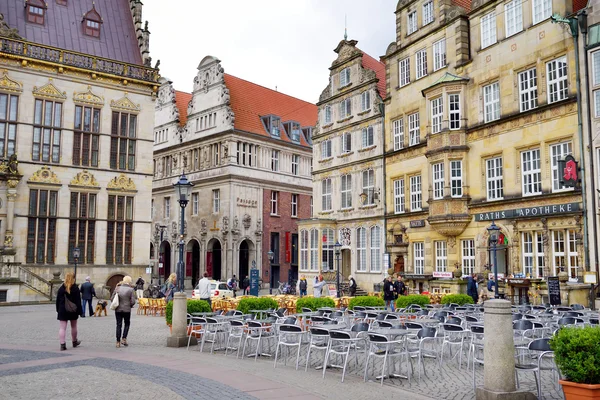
[440,294,474,306]
[236,297,279,315]
[295,297,336,312]
[348,296,385,310]
[165,299,211,325]
[550,326,600,384]
[395,294,430,309]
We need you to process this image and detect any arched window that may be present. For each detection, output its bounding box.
[370,226,381,272]
[356,227,366,272]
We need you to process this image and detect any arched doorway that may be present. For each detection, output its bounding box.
[239,240,250,280]
[187,239,201,287]
[160,241,171,281]
[106,274,124,296]
[207,239,222,281]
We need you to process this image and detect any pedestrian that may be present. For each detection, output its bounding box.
[394,275,406,298]
[79,276,96,318]
[112,276,136,348]
[228,275,238,297]
[298,275,308,298]
[467,273,479,304]
[197,272,211,308]
[242,275,250,296]
[383,276,395,311]
[487,277,496,294]
[164,273,176,301]
[56,272,82,351]
[135,276,145,299]
[313,275,325,298]
[348,275,357,297]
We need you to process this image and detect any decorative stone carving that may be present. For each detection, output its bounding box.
[340,227,351,247]
[242,214,251,230]
[7,179,18,189]
[200,219,207,235]
[28,166,61,185]
[233,216,239,230]
[70,170,99,187]
[0,70,23,93]
[7,153,18,174]
[107,174,136,192]
[32,79,67,100]
[73,86,105,106]
[157,84,175,107]
[255,217,262,235]
[4,231,13,247]
[0,13,22,39]
[332,40,361,68]
[171,221,178,241]
[222,216,229,232]
[110,93,141,112]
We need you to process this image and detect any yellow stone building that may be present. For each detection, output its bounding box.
[383,0,586,302]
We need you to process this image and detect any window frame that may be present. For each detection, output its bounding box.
[518,68,538,112]
[480,11,497,49]
[394,178,405,214]
[410,175,422,211]
[413,242,424,274]
[423,1,434,26]
[73,104,100,167]
[393,118,404,151]
[370,226,381,273]
[271,191,279,215]
[357,227,367,272]
[521,148,542,196]
[461,239,475,276]
[433,38,446,71]
[26,189,58,264]
[408,112,420,146]
[340,98,352,119]
[321,139,332,160]
[532,0,552,25]
[399,57,411,87]
[407,11,417,35]
[110,111,137,171]
[550,141,573,193]
[341,132,352,154]
[339,67,351,88]
[0,93,18,159]
[164,197,170,219]
[450,160,463,198]
[341,174,352,209]
[362,169,375,206]
[324,105,332,124]
[431,96,443,134]
[486,157,504,200]
[212,189,220,213]
[67,192,97,264]
[361,91,371,111]
[322,178,332,211]
[105,194,133,265]
[435,241,448,272]
[33,98,62,164]
[361,126,374,148]
[546,56,568,104]
[291,193,298,217]
[271,149,279,171]
[416,48,428,80]
[505,0,523,37]
[432,162,445,200]
[300,230,309,271]
[192,192,199,215]
[291,154,300,175]
[448,93,460,130]
[483,82,500,123]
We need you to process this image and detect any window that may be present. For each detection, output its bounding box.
[486,157,504,200]
[399,57,411,87]
[340,98,352,118]
[370,226,381,272]
[423,1,434,25]
[73,105,100,167]
[413,242,424,274]
[593,51,600,86]
[32,99,61,163]
[110,111,137,171]
[394,179,405,214]
[164,197,170,218]
[27,2,45,25]
[324,106,332,124]
[291,194,298,217]
[309,229,319,271]
[340,68,351,87]
[409,113,420,146]
[522,232,534,277]
[416,49,428,79]
[521,149,542,196]
[321,228,334,271]
[433,39,446,71]
[192,193,199,215]
[236,142,256,166]
[68,192,96,264]
[518,68,538,112]
[361,126,374,148]
[450,160,463,197]
[341,132,352,154]
[432,162,444,199]
[410,175,422,211]
[408,11,417,35]
[532,0,552,24]
[26,189,57,264]
[435,241,447,272]
[552,230,578,278]
[105,195,133,265]
[481,12,497,49]
[212,143,220,166]
[271,150,279,171]
[551,142,573,192]
[341,174,352,209]
[483,82,500,122]
[322,178,332,211]
[431,97,443,133]
[84,19,101,37]
[546,57,568,104]
[505,0,523,37]
[522,232,546,278]
[291,154,300,175]
[286,122,301,142]
[357,227,367,272]
[461,239,475,276]
[393,119,404,150]
[300,230,308,271]
[361,91,371,111]
[262,115,281,136]
[212,189,220,213]
[0,93,18,158]
[271,191,279,215]
[362,169,375,205]
[448,94,460,130]
[321,140,332,159]
[595,90,600,117]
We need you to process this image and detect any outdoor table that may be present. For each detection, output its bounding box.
[311,323,348,331]
[191,312,216,317]
[370,328,410,339]
[411,318,441,326]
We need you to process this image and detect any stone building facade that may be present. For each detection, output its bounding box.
[0,1,158,302]
[152,56,315,289]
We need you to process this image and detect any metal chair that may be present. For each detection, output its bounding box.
[242,320,275,361]
[225,319,245,358]
[378,321,394,328]
[323,330,364,382]
[200,317,228,353]
[364,332,406,385]
[274,324,306,370]
[470,325,485,390]
[439,323,468,369]
[186,315,206,351]
[403,327,438,383]
[571,304,585,311]
[305,326,330,371]
[515,338,557,399]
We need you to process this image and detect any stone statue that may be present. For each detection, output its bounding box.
[0,14,22,39]
[242,214,251,230]
[233,216,239,230]
[7,153,18,174]
[182,154,188,168]
[256,217,262,231]
[200,219,207,235]
[222,216,229,231]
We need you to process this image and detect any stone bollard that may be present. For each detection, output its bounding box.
[475,300,536,400]
[167,292,192,347]
[49,271,63,301]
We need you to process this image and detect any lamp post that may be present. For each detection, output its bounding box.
[72,247,80,282]
[267,250,274,295]
[334,241,341,298]
[487,221,500,299]
[173,173,194,293]
[158,224,167,286]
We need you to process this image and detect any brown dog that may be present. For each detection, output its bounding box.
[94,300,108,317]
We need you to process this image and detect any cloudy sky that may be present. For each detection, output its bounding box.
[143,0,396,103]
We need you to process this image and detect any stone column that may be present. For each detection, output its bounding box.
[167,292,193,347]
[4,179,18,247]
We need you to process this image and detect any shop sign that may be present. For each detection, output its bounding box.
[410,220,426,228]
[433,271,453,278]
[475,202,580,221]
[488,273,505,280]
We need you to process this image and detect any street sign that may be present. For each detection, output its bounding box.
[250,269,259,297]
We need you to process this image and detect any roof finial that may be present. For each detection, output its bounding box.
[344,14,348,40]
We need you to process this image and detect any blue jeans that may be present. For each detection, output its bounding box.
[299,289,307,298]
[81,299,93,317]
[385,300,395,311]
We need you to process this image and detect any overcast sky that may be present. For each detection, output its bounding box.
[143,0,396,103]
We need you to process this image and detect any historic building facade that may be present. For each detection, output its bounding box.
[0,1,158,302]
[152,56,314,289]
[384,0,585,302]
[298,39,386,292]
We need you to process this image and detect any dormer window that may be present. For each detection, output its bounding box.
[302,127,312,143]
[340,68,351,88]
[284,121,301,142]
[261,115,281,136]
[26,0,46,25]
[82,4,103,38]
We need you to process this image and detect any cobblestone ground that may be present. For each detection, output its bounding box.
[0,305,564,399]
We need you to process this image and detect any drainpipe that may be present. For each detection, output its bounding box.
[379,101,387,279]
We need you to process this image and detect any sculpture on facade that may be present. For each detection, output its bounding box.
[222,216,229,232]
[233,216,239,230]
[242,214,251,230]
[200,219,207,235]
[7,153,18,174]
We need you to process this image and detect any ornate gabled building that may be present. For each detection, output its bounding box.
[297,39,387,293]
[0,0,159,303]
[152,56,315,289]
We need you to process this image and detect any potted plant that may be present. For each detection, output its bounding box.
[550,326,600,399]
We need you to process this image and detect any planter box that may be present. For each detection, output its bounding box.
[560,380,600,399]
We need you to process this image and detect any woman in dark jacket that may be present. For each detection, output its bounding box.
[56,272,82,351]
[112,276,136,348]
[383,276,396,311]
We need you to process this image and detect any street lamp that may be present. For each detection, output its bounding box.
[173,173,194,293]
[334,241,341,298]
[158,224,167,286]
[487,221,500,299]
[267,250,274,294]
[72,247,80,282]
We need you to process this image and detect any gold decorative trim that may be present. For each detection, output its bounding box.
[110,92,141,113]
[73,85,104,106]
[107,173,136,192]
[70,170,99,188]
[28,166,61,185]
[0,70,23,93]
[32,79,67,100]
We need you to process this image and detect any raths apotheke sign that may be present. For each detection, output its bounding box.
[474,202,580,222]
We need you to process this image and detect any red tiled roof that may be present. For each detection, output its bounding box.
[360,51,386,98]
[452,0,472,12]
[224,74,316,147]
[175,91,192,127]
[573,0,587,12]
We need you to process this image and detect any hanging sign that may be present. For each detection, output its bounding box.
[558,155,578,188]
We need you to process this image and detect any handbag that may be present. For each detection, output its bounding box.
[64,294,77,313]
[110,288,120,310]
